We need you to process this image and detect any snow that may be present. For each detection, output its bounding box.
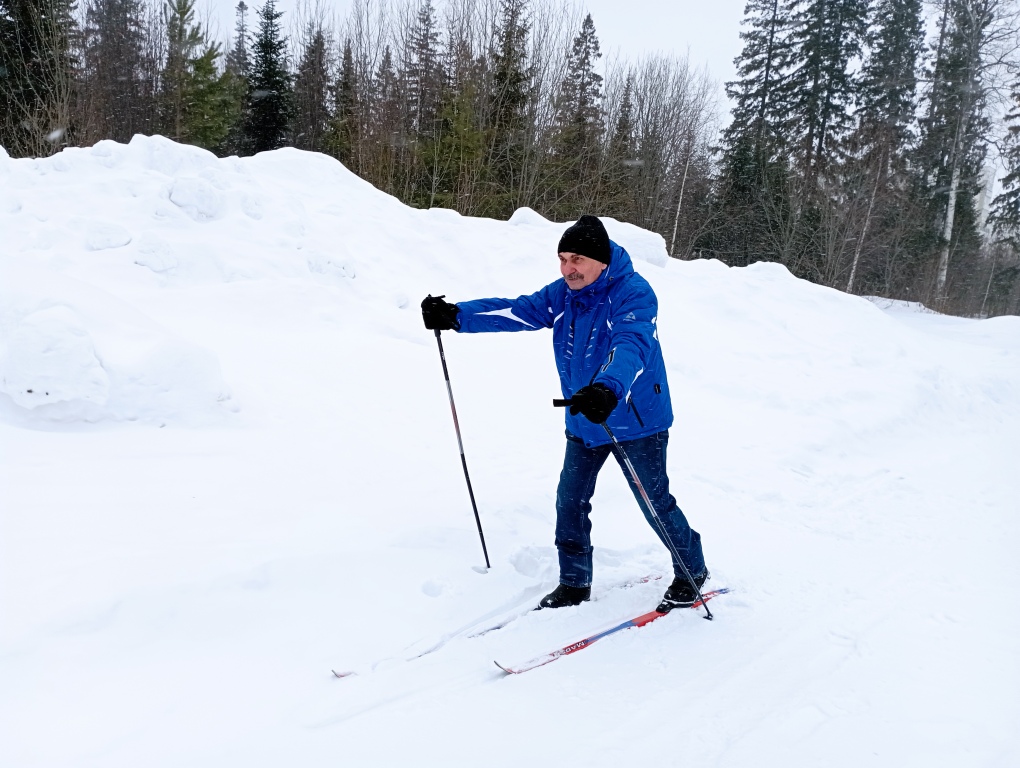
[2,136,1018,766]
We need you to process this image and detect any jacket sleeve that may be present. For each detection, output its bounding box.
[455,281,563,333]
[592,278,658,402]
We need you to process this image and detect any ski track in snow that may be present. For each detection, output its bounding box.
[1,137,1019,767]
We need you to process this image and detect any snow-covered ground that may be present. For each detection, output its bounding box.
[2,137,1018,767]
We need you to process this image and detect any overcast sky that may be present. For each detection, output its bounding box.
[205,0,744,115]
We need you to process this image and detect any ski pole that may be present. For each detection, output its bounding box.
[434,329,491,570]
[553,398,712,619]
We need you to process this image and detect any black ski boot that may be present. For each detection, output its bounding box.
[656,570,710,612]
[538,583,591,609]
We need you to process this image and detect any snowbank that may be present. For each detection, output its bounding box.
[2,137,1018,767]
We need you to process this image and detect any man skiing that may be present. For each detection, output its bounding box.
[421,215,707,611]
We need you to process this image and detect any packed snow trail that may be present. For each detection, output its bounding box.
[1,138,1018,767]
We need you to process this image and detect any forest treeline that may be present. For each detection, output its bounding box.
[2,0,1020,316]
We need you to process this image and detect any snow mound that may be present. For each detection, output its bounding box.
[2,136,1019,766]
[0,259,232,425]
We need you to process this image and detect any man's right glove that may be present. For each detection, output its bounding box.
[569,383,619,424]
[421,295,460,331]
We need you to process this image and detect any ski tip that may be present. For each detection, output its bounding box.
[331,669,356,679]
[493,661,514,675]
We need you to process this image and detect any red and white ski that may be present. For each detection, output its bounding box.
[494,588,730,675]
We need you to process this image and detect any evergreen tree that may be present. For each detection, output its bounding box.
[421,36,487,211]
[0,0,78,156]
[224,0,249,77]
[82,0,152,142]
[545,13,604,218]
[242,0,292,153]
[779,0,868,179]
[913,0,994,301]
[404,0,442,138]
[989,74,1020,247]
[722,0,793,158]
[325,38,358,166]
[603,75,637,222]
[484,0,532,218]
[842,0,925,294]
[221,0,250,155]
[710,0,798,268]
[292,24,331,152]
[368,44,403,193]
[159,0,204,140]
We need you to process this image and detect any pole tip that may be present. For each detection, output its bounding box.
[472,565,489,574]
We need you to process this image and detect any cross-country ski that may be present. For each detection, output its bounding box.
[495,588,731,675]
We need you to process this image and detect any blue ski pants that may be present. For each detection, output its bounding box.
[555,429,705,588]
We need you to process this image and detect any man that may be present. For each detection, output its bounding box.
[421,215,707,611]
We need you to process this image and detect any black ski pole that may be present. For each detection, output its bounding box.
[435,329,491,570]
[553,398,712,619]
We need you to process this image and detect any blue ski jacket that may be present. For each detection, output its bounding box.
[456,242,672,448]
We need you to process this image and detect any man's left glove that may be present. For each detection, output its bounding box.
[421,294,460,331]
[569,383,619,424]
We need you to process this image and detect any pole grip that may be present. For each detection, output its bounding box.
[552,399,573,408]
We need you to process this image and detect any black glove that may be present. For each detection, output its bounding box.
[569,383,618,424]
[421,294,460,331]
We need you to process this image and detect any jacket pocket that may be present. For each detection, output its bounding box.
[628,398,645,428]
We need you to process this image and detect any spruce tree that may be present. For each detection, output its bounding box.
[160,0,204,141]
[292,25,331,152]
[243,0,292,154]
[221,1,250,155]
[779,0,868,179]
[842,0,925,294]
[721,0,793,158]
[710,0,797,268]
[546,13,604,218]
[603,75,637,222]
[405,0,442,139]
[82,0,152,142]
[913,0,994,301]
[990,78,1020,247]
[484,0,532,218]
[326,38,358,166]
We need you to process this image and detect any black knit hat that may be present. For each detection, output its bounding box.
[557,215,611,265]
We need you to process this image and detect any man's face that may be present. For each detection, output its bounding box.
[559,252,608,290]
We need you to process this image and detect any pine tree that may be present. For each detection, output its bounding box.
[221,1,250,155]
[404,0,442,139]
[82,0,152,142]
[913,0,994,301]
[368,44,403,193]
[183,45,235,151]
[224,1,249,77]
[292,24,331,152]
[545,13,604,218]
[242,0,292,154]
[989,75,1020,247]
[420,36,487,211]
[160,0,204,141]
[721,0,793,159]
[710,0,798,268]
[603,75,637,222]
[842,0,925,293]
[484,0,532,218]
[779,0,868,179]
[325,38,358,166]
